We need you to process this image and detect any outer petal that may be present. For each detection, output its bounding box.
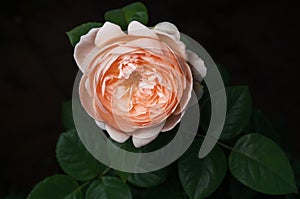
[95,22,126,49]
[186,50,207,81]
[173,60,193,115]
[132,134,159,148]
[95,120,106,129]
[154,22,180,40]
[161,113,182,132]
[74,28,99,73]
[79,75,103,121]
[106,125,130,143]
[128,21,159,39]
[132,121,165,148]
[154,22,186,58]
[132,121,166,139]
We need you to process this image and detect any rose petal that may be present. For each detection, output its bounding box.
[106,125,130,143]
[154,22,186,58]
[79,75,103,121]
[186,50,207,81]
[74,28,99,73]
[154,22,180,40]
[132,121,166,147]
[155,33,186,58]
[128,21,159,39]
[173,60,193,115]
[161,113,182,132]
[126,37,163,55]
[132,133,160,148]
[109,45,136,56]
[95,120,106,129]
[132,120,166,139]
[95,22,126,49]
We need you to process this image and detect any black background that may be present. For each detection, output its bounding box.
[0,0,299,197]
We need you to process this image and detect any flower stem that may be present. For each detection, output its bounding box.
[102,167,111,176]
[76,180,91,191]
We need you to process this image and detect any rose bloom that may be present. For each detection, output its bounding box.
[74,21,206,147]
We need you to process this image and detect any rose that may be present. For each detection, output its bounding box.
[74,21,206,147]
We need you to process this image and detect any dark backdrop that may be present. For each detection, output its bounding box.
[0,0,299,197]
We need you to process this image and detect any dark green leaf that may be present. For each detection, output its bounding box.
[56,130,106,181]
[222,86,252,139]
[106,138,142,172]
[27,174,82,199]
[122,2,148,25]
[201,86,252,140]
[61,101,75,130]
[117,171,130,182]
[178,139,227,199]
[127,168,167,188]
[141,126,178,152]
[104,2,148,30]
[104,8,127,29]
[66,22,102,47]
[229,133,298,195]
[107,129,176,171]
[86,177,132,199]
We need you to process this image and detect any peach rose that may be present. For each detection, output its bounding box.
[74,21,206,147]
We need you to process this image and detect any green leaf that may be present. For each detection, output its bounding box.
[229,133,298,195]
[86,177,132,199]
[178,139,227,199]
[141,125,178,152]
[107,128,176,171]
[104,2,148,30]
[221,86,252,140]
[27,174,82,199]
[56,130,106,181]
[117,171,130,182]
[222,86,252,139]
[127,168,167,188]
[61,101,75,130]
[66,22,102,47]
[201,86,252,140]
[106,138,140,170]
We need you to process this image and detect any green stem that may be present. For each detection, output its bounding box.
[196,134,234,151]
[76,180,91,191]
[102,167,111,176]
